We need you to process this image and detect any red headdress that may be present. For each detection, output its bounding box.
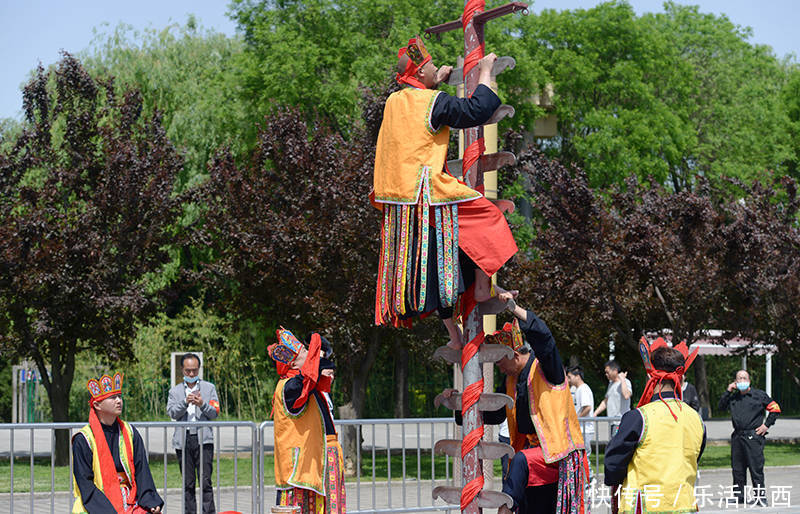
[485,318,524,351]
[396,36,432,89]
[86,372,123,405]
[268,328,333,417]
[638,336,698,421]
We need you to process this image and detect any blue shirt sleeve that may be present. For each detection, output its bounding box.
[429,84,501,130]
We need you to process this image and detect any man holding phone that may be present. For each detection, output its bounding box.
[167,353,220,513]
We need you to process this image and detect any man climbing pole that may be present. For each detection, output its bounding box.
[371,36,518,348]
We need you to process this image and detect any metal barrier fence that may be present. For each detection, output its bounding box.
[2,417,619,514]
[0,421,257,514]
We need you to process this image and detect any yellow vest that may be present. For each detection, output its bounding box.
[373,88,482,206]
[273,378,328,494]
[506,359,585,462]
[621,399,704,513]
[72,421,135,513]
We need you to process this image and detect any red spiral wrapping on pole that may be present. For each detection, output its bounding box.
[459,294,484,511]
[460,1,486,511]
[461,0,486,187]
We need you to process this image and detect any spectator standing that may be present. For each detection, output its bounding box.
[681,376,701,412]
[592,360,632,438]
[568,366,595,455]
[167,353,220,514]
[718,369,781,506]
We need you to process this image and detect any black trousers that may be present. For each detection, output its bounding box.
[731,430,766,500]
[522,483,558,514]
[176,434,216,514]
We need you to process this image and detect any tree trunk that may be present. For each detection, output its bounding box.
[35,341,77,466]
[393,339,409,418]
[694,354,711,419]
[337,330,382,477]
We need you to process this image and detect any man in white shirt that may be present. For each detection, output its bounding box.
[167,353,220,514]
[567,366,595,455]
[593,359,632,438]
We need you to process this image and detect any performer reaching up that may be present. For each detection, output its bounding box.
[371,36,518,349]
[445,299,588,514]
[269,328,346,514]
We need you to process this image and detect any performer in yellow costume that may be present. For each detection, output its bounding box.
[269,328,345,514]
[604,338,706,513]
[447,299,588,514]
[372,37,518,348]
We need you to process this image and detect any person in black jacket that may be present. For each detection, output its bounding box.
[718,369,781,506]
[681,376,701,412]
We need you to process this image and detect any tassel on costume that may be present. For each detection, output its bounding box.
[556,450,587,514]
[375,176,459,326]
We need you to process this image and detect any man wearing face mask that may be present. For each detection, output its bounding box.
[718,369,781,506]
[167,353,220,514]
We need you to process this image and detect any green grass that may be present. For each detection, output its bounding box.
[698,442,800,469]
[4,443,799,493]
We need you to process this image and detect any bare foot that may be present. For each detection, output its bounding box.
[443,317,463,350]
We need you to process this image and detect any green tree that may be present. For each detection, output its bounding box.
[126,300,276,421]
[228,0,468,128]
[86,19,250,188]
[782,67,800,177]
[495,1,794,189]
[0,54,183,464]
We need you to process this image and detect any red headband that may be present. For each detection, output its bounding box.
[396,37,432,89]
[638,337,698,420]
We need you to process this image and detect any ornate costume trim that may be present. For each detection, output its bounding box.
[374,168,461,326]
[426,91,444,136]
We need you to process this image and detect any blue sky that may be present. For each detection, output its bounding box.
[1,0,798,121]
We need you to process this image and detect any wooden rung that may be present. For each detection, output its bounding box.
[484,104,515,125]
[432,486,514,509]
[446,151,516,178]
[434,440,515,460]
[433,391,514,411]
[445,56,516,86]
[432,343,513,365]
[424,2,529,36]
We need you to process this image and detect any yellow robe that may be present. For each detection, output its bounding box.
[373,87,482,206]
[71,421,135,513]
[273,378,328,494]
[621,399,704,513]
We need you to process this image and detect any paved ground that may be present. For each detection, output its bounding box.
[1,466,798,513]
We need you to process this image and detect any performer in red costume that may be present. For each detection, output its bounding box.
[372,37,518,348]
